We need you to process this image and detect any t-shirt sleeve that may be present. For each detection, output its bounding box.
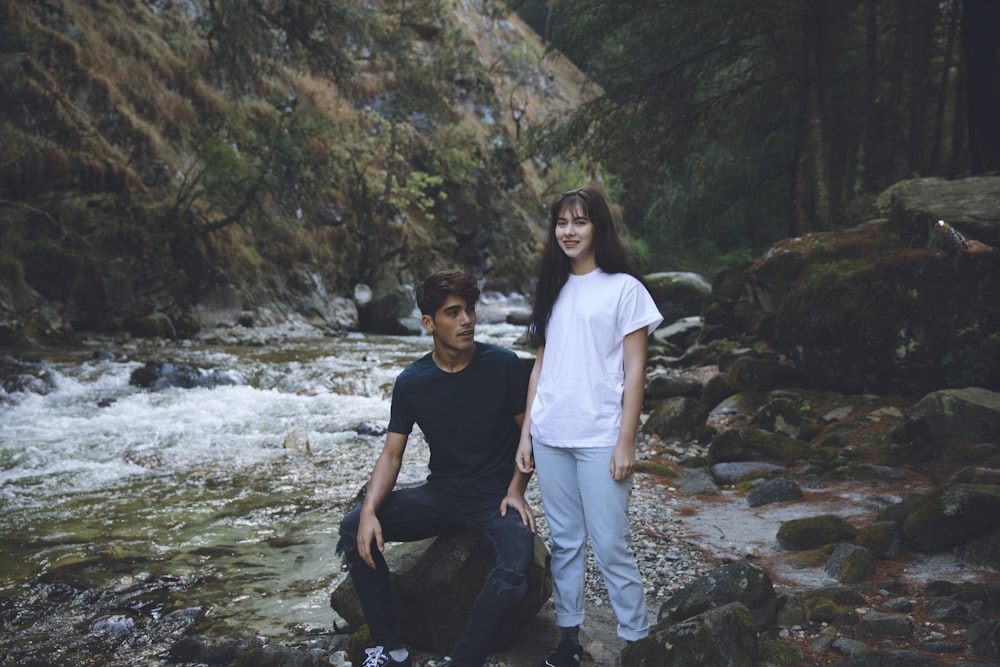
[618,278,664,336]
[386,374,415,435]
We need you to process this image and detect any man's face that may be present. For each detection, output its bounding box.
[423,294,476,354]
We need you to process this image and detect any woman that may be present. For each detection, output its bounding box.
[516,186,662,667]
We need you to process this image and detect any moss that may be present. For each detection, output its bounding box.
[776,515,857,551]
[348,624,372,666]
[634,461,678,478]
[757,638,805,666]
[785,549,829,569]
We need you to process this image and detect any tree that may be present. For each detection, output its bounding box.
[964,0,1000,174]
[520,0,969,266]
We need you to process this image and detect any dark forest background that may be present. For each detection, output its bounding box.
[514,0,1000,269]
[1,0,999,340]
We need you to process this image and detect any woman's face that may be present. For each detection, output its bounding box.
[554,201,596,269]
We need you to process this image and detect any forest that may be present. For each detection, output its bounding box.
[514,0,1000,268]
[1,0,999,340]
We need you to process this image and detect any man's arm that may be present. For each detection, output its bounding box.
[963,239,1000,261]
[357,431,407,569]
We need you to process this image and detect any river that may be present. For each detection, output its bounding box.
[0,299,531,666]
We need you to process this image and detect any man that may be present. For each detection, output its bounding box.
[337,270,536,667]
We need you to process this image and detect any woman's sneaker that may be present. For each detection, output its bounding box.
[543,639,582,667]
[362,645,412,667]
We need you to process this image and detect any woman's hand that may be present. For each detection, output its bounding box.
[516,438,535,474]
[610,442,635,481]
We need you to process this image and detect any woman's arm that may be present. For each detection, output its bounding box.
[515,345,544,474]
[611,328,648,481]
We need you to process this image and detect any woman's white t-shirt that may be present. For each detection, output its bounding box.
[530,269,663,447]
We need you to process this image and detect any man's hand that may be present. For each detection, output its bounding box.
[356,511,384,569]
[610,442,635,481]
[964,239,995,256]
[500,492,536,534]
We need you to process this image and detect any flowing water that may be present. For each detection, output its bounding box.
[0,301,530,666]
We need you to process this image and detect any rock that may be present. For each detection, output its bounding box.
[641,396,710,441]
[824,544,876,584]
[857,611,915,639]
[645,373,703,401]
[969,618,1000,659]
[708,427,810,465]
[644,272,712,324]
[651,316,702,350]
[829,649,938,666]
[624,602,758,667]
[899,387,1000,459]
[901,483,1000,552]
[855,521,903,559]
[709,461,785,485]
[776,515,857,551]
[656,562,777,633]
[329,530,551,653]
[746,478,803,507]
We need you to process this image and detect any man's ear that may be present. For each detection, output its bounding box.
[421,313,434,334]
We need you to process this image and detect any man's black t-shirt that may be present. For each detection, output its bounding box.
[388,342,529,507]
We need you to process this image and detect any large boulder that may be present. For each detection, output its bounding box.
[624,602,759,667]
[329,531,551,653]
[901,483,1000,552]
[645,272,712,325]
[728,176,1000,396]
[896,387,1000,459]
[656,562,777,633]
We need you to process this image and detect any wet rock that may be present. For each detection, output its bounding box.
[129,360,241,390]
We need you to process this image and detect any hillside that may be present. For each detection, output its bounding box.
[0,0,596,344]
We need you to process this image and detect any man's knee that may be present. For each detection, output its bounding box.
[336,504,362,557]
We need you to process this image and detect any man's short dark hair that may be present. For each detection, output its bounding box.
[416,270,481,316]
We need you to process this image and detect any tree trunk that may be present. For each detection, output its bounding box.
[964,0,1000,173]
[791,0,835,237]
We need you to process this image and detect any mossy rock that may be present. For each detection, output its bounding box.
[797,587,866,626]
[634,461,678,478]
[785,549,830,569]
[776,514,857,551]
[348,625,372,666]
[902,483,1000,552]
[709,427,811,465]
[757,638,805,666]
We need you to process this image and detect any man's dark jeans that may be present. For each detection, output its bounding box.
[336,484,535,667]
